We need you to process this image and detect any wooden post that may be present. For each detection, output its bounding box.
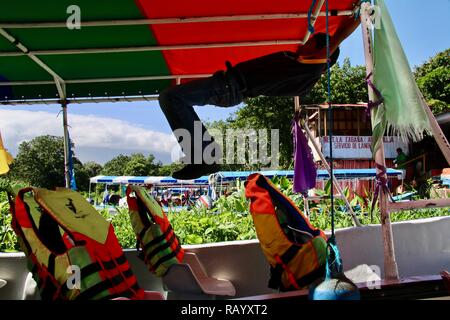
[420,92,450,165]
[303,194,310,217]
[62,101,70,189]
[360,2,399,280]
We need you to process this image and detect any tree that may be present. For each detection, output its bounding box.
[227,96,296,169]
[124,154,153,176]
[8,135,91,191]
[9,135,65,189]
[72,160,91,192]
[101,153,162,176]
[83,161,103,178]
[101,154,131,176]
[414,48,450,115]
[158,162,184,176]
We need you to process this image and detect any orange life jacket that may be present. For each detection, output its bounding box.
[11,187,144,300]
[245,173,327,291]
[126,185,184,277]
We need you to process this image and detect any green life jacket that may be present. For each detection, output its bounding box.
[126,185,184,277]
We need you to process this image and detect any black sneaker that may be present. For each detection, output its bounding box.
[172,163,220,180]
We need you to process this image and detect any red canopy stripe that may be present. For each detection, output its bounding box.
[135,0,360,77]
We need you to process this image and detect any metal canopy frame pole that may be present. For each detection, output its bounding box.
[302,0,326,44]
[62,101,71,189]
[0,27,73,189]
[0,95,159,105]
[0,73,211,87]
[0,28,66,98]
[0,5,354,57]
[0,39,310,56]
[0,98,372,106]
[0,11,354,29]
[360,2,398,280]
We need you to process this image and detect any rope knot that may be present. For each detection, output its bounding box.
[370,163,396,219]
[365,72,385,119]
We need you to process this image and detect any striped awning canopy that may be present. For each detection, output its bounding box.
[213,169,404,181]
[90,169,404,185]
[0,0,360,104]
[89,175,209,185]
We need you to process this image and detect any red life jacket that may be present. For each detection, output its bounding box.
[11,187,144,300]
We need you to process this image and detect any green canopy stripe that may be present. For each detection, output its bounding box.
[0,0,171,100]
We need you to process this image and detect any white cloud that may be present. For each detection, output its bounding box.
[0,109,178,163]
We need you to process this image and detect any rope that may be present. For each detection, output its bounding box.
[324,0,343,279]
[307,0,318,34]
[365,72,384,118]
[370,162,396,222]
[325,0,335,238]
[67,132,77,191]
[325,236,343,278]
[363,73,397,222]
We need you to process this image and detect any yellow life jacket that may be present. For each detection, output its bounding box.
[11,187,144,300]
[126,185,184,277]
[245,173,327,291]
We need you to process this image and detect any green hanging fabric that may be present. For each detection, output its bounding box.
[371,0,432,154]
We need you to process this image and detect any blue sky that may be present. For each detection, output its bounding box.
[1,0,449,164]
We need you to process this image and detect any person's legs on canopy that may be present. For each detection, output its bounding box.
[159,69,244,179]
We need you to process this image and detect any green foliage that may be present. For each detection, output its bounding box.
[0,178,25,252]
[99,207,137,249]
[0,198,18,252]
[83,161,103,178]
[6,135,92,191]
[414,49,450,79]
[1,176,450,252]
[72,160,91,192]
[167,181,256,245]
[168,209,256,245]
[101,153,162,176]
[232,96,295,169]
[101,154,131,176]
[303,58,368,105]
[9,135,66,189]
[157,162,184,176]
[414,48,450,115]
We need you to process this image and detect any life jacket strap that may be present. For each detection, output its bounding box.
[146,230,177,261]
[142,224,173,251]
[139,224,183,273]
[269,245,302,291]
[270,245,326,291]
[75,268,138,300]
[80,254,128,278]
[268,264,283,290]
[151,242,183,274]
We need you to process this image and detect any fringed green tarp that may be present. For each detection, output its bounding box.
[371,0,432,154]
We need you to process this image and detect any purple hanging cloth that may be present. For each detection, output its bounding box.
[292,114,317,194]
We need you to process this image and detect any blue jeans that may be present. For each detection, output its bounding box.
[158,70,244,164]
